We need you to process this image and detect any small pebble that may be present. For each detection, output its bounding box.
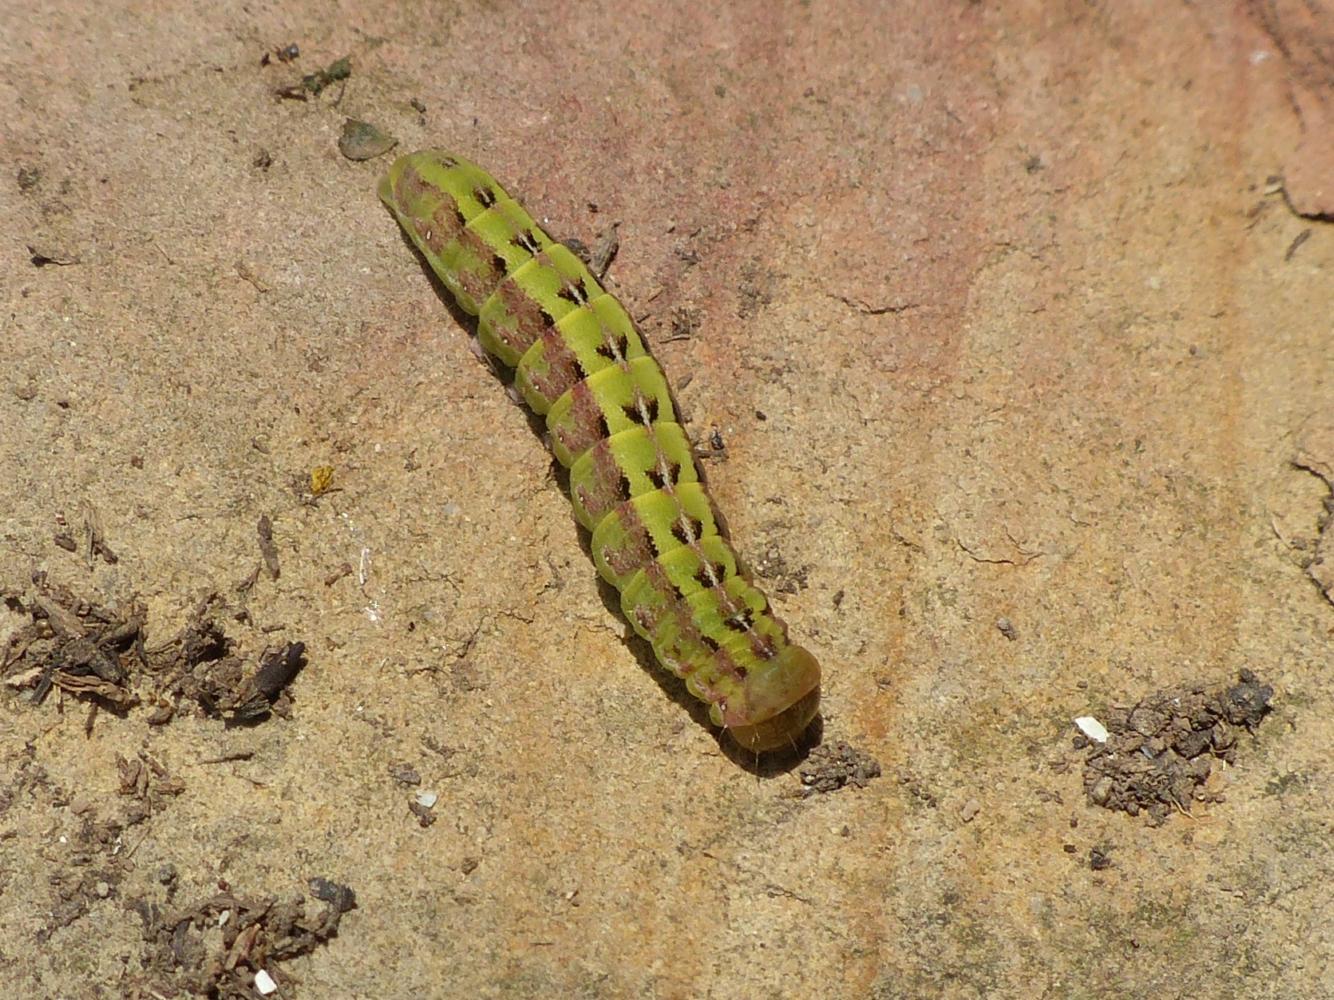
[1089,776,1113,806]
[1074,716,1109,743]
[414,790,438,809]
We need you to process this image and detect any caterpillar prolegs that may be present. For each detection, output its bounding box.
[378,150,821,752]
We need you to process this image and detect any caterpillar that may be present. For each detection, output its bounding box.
[378,150,821,752]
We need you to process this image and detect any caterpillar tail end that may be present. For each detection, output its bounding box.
[725,645,822,753]
[378,154,414,211]
[376,170,396,209]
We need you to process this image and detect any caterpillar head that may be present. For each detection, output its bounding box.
[725,644,822,753]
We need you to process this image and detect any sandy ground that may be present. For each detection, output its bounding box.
[2,1,1331,998]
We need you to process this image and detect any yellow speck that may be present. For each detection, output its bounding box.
[310,465,335,495]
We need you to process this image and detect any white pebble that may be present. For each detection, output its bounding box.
[1074,716,1109,743]
[254,969,278,995]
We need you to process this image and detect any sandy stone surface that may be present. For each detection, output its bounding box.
[2,2,1330,997]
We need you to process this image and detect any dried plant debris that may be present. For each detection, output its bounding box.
[146,593,307,723]
[588,225,621,280]
[196,641,307,721]
[1075,670,1274,825]
[134,881,356,999]
[799,740,882,795]
[3,580,308,727]
[28,243,80,267]
[275,54,350,100]
[256,513,281,580]
[338,118,397,161]
[1,742,184,942]
[259,41,300,67]
[79,499,120,565]
[2,575,145,711]
[117,751,186,825]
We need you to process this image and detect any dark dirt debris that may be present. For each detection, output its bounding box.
[276,54,350,100]
[564,223,620,280]
[79,500,119,566]
[149,594,307,723]
[259,41,300,67]
[3,580,308,727]
[28,243,79,266]
[389,763,421,786]
[1291,457,1334,606]
[800,740,882,795]
[668,306,699,342]
[181,638,306,722]
[589,224,620,279]
[117,751,186,825]
[1,741,181,943]
[1075,670,1273,825]
[308,876,358,913]
[2,575,144,712]
[133,881,356,998]
[750,543,810,595]
[257,513,281,580]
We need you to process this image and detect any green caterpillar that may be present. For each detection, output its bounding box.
[378,150,821,752]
